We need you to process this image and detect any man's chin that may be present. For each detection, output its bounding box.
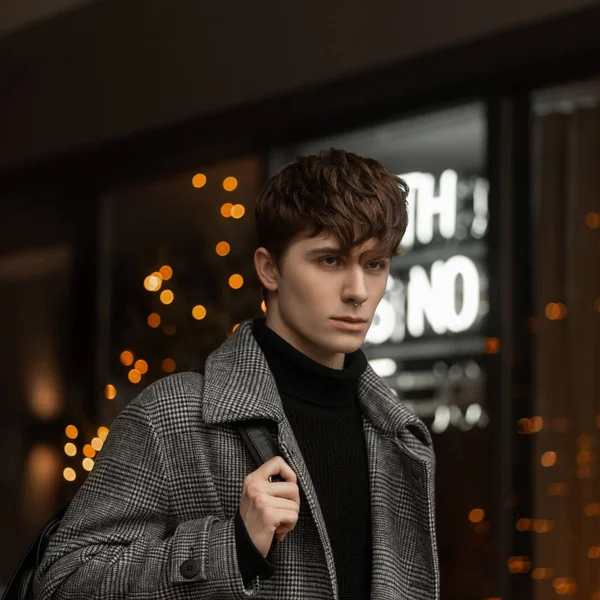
[325,336,365,355]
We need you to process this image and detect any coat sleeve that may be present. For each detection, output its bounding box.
[33,386,260,600]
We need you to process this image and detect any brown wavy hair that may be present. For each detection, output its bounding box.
[255,147,409,264]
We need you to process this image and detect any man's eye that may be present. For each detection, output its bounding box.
[367,260,387,270]
[321,256,339,266]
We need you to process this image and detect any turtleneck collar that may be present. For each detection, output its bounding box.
[251,318,368,408]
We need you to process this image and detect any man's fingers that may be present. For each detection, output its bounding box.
[270,508,299,531]
[268,496,300,514]
[264,482,300,505]
[240,458,301,556]
[257,456,297,484]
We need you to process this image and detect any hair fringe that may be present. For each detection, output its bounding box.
[255,147,409,262]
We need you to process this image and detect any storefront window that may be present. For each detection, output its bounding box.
[86,155,264,447]
[530,79,600,600]
[272,103,492,598]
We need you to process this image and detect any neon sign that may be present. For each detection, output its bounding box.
[366,169,488,346]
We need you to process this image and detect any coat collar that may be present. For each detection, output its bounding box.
[202,320,431,446]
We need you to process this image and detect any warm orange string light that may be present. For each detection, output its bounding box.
[120,351,134,366]
[65,425,78,439]
[216,241,231,256]
[229,274,244,289]
[192,173,207,188]
[541,451,557,467]
[147,313,161,328]
[192,305,207,320]
[468,508,484,523]
[223,176,238,192]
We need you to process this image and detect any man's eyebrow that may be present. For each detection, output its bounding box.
[306,246,390,259]
[306,246,344,256]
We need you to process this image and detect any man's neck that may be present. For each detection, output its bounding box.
[264,313,345,369]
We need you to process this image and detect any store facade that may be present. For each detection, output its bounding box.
[1,3,600,598]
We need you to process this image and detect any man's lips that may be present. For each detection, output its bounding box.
[331,317,368,323]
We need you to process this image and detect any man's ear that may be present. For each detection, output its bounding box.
[254,247,279,292]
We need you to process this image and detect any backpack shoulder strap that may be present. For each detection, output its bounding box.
[237,420,279,466]
[237,420,284,483]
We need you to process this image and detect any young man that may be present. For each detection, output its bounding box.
[34,148,439,600]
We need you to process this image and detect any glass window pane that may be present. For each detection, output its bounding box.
[530,79,600,600]
[102,156,264,420]
[272,103,491,599]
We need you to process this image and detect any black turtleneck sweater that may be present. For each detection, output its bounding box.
[234,318,372,600]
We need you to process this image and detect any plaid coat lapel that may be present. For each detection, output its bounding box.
[358,369,440,599]
[202,321,286,426]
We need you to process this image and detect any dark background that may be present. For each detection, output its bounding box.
[2,1,600,598]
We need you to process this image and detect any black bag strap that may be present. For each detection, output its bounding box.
[237,420,284,482]
[237,420,279,466]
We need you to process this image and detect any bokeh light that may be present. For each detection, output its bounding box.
[159,265,173,280]
[231,204,245,219]
[585,212,600,228]
[82,458,95,472]
[83,444,96,458]
[545,302,567,320]
[229,274,244,289]
[120,351,134,366]
[64,443,77,457]
[223,176,238,192]
[216,241,231,256]
[468,508,485,523]
[128,369,142,384]
[162,358,176,373]
[135,359,148,374]
[147,313,161,328]
[144,274,162,292]
[541,451,557,467]
[530,416,544,432]
[192,173,207,189]
[63,467,76,482]
[91,437,103,452]
[160,290,174,305]
[65,425,79,439]
[485,337,500,354]
[192,305,207,320]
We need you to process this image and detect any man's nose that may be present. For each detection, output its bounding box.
[342,266,368,305]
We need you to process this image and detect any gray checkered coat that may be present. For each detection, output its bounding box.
[34,320,439,599]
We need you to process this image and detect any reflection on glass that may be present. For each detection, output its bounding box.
[105,156,263,421]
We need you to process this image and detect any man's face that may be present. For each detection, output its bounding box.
[257,230,391,368]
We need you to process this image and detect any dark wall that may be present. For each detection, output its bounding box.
[0,0,93,37]
[0,0,597,172]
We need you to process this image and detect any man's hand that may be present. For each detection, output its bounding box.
[239,456,301,557]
